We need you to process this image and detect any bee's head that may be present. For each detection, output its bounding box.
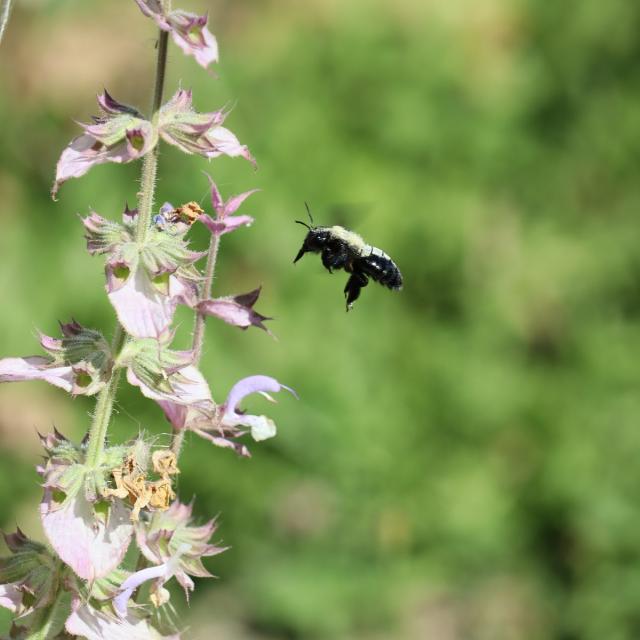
[294,204,331,263]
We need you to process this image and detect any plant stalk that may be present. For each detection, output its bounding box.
[85,326,126,468]
[136,28,170,242]
[86,28,170,467]
[171,231,222,457]
[192,233,221,362]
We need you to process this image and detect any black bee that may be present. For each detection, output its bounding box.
[293,205,403,310]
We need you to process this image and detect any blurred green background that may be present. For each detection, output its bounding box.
[1,0,640,637]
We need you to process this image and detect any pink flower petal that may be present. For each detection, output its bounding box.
[52,123,155,200]
[0,583,21,612]
[223,189,260,216]
[157,401,188,430]
[197,288,272,334]
[169,11,219,70]
[207,175,223,212]
[66,599,179,640]
[107,267,176,339]
[198,212,253,236]
[126,365,212,408]
[204,126,255,164]
[41,490,133,581]
[0,356,74,392]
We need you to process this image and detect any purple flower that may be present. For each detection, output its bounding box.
[169,374,297,449]
[52,91,156,199]
[135,0,218,71]
[197,173,257,236]
[84,207,202,338]
[113,561,176,618]
[197,287,273,335]
[159,90,255,164]
[0,321,113,396]
[134,501,226,600]
[220,375,298,441]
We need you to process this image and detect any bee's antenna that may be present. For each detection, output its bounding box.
[295,220,311,230]
[304,202,315,226]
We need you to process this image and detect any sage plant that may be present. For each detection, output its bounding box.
[0,2,294,637]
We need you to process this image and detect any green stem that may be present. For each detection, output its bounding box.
[192,233,221,362]
[171,232,222,457]
[0,0,12,46]
[85,326,126,468]
[86,28,170,467]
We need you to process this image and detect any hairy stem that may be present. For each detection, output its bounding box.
[136,28,170,242]
[0,0,12,46]
[87,28,170,467]
[171,232,222,457]
[85,327,126,468]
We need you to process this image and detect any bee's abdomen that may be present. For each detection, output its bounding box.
[356,253,403,290]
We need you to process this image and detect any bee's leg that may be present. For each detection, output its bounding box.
[322,247,350,273]
[344,272,369,311]
[321,249,335,273]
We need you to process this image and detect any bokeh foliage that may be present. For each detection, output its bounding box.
[1,0,640,638]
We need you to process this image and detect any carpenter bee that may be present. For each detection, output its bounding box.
[293,204,403,311]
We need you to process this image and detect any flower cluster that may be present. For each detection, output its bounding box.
[0,2,295,638]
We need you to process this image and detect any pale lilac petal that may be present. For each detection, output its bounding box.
[0,356,74,392]
[126,365,212,407]
[108,267,175,339]
[54,134,100,185]
[66,599,179,640]
[238,414,276,441]
[41,490,133,581]
[170,274,199,308]
[222,375,297,442]
[225,375,297,414]
[198,212,253,236]
[204,126,255,164]
[113,563,171,618]
[0,583,21,612]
